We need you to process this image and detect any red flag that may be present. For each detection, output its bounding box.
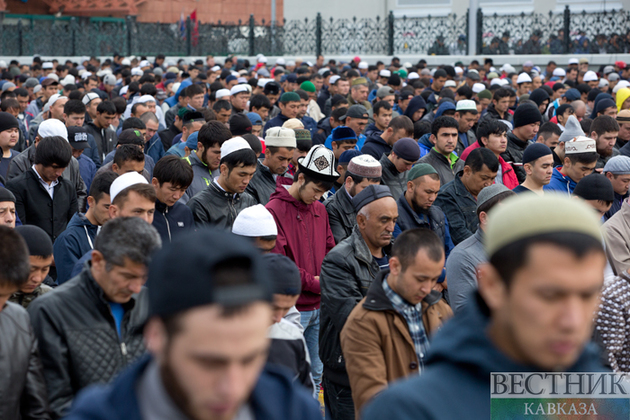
[191,9,199,47]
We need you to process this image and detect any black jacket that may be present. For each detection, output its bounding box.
[187,181,257,229]
[396,194,447,244]
[84,122,117,161]
[27,265,148,419]
[246,160,290,205]
[362,135,392,161]
[434,173,478,245]
[7,168,78,243]
[480,103,513,124]
[324,185,356,244]
[379,153,406,201]
[320,225,382,386]
[151,199,195,243]
[7,145,87,212]
[418,148,465,186]
[158,124,181,151]
[0,301,50,420]
[501,132,530,184]
[313,116,332,145]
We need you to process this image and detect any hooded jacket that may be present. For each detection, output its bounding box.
[480,102,514,124]
[152,199,194,243]
[8,144,88,212]
[53,212,98,284]
[617,88,630,112]
[379,153,407,201]
[187,181,256,230]
[434,172,478,245]
[324,185,356,244]
[361,135,392,161]
[247,159,292,205]
[501,131,530,184]
[266,185,336,311]
[28,265,148,419]
[403,96,427,122]
[543,167,577,195]
[0,301,50,420]
[361,292,607,420]
[181,151,215,204]
[341,269,452,414]
[364,122,383,140]
[313,116,333,145]
[63,355,321,420]
[418,133,433,158]
[319,225,382,387]
[84,121,117,161]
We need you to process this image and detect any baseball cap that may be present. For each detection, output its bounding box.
[67,126,91,150]
[339,104,368,121]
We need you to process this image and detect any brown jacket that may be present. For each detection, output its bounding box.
[340,270,453,416]
[603,199,630,276]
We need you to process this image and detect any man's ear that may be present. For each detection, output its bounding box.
[477,262,507,313]
[429,134,437,145]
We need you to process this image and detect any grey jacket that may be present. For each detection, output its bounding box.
[187,181,257,230]
[445,229,486,314]
[379,153,407,201]
[319,225,382,386]
[7,144,87,212]
[246,160,292,205]
[324,185,356,245]
[418,148,465,186]
[181,152,217,204]
[434,173,478,246]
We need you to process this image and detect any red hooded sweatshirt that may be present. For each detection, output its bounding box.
[266,185,336,311]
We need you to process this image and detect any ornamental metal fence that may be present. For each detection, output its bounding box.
[0,8,628,57]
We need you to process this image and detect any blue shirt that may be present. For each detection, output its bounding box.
[373,254,389,271]
[109,302,124,338]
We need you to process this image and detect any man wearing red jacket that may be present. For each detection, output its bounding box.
[266,145,338,392]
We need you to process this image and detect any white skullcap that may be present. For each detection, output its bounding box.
[568,58,579,65]
[230,84,249,95]
[408,72,419,80]
[121,58,131,66]
[138,94,156,104]
[259,56,268,64]
[276,58,286,66]
[131,67,143,76]
[44,94,66,112]
[215,89,231,99]
[119,85,129,96]
[472,83,486,93]
[454,66,464,74]
[81,72,93,80]
[46,73,59,82]
[564,136,596,155]
[257,78,272,87]
[500,64,515,73]
[42,62,54,69]
[379,70,391,78]
[553,68,566,77]
[211,65,221,72]
[60,75,76,86]
[456,100,477,112]
[82,92,100,105]
[613,81,630,93]
[265,127,297,148]
[139,60,150,68]
[583,71,598,82]
[516,72,532,84]
[358,61,368,70]
[38,118,68,140]
[109,172,149,202]
[232,204,278,237]
[221,137,252,159]
[444,80,457,88]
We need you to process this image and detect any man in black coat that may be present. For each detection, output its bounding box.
[7,136,78,243]
[0,226,50,420]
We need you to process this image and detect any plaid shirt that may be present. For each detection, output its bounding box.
[383,278,429,373]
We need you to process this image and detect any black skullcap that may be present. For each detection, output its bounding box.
[229,113,253,136]
[0,186,15,203]
[148,229,271,318]
[522,143,552,165]
[0,111,19,133]
[573,173,614,202]
[353,184,393,212]
[117,128,144,146]
[15,225,53,256]
[263,254,301,296]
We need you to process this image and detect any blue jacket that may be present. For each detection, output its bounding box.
[362,292,608,420]
[263,113,290,137]
[78,154,97,194]
[82,133,102,169]
[418,133,433,158]
[64,354,322,420]
[151,199,195,243]
[543,167,577,195]
[324,132,366,151]
[53,212,98,284]
[364,123,382,140]
[301,115,318,138]
[361,134,391,160]
[144,134,165,164]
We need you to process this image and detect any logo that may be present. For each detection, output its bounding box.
[313,155,330,172]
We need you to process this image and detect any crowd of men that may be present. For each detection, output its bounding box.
[1,51,630,420]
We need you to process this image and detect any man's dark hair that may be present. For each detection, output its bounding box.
[212,100,232,113]
[489,232,603,286]
[567,151,598,165]
[220,148,257,172]
[331,107,347,123]
[14,87,28,98]
[476,190,516,217]
[94,217,161,269]
[438,88,455,100]
[63,99,86,115]
[198,120,232,149]
[389,115,414,135]
[294,170,334,191]
[538,121,562,139]
[112,97,127,115]
[580,118,593,134]
[242,134,263,154]
[414,119,432,140]
[186,83,204,97]
[112,183,156,207]
[373,100,392,116]
[89,171,118,203]
[153,155,194,189]
[431,116,459,137]
[476,119,508,143]
[456,85,473,100]
[433,69,447,79]
[0,226,31,288]
[96,101,116,115]
[140,84,157,96]
[347,171,381,186]
[465,147,499,172]
[113,144,145,167]
[122,117,146,131]
[35,136,72,168]
[131,102,148,116]
[591,115,620,136]
[391,228,444,272]
[0,98,19,112]
[493,88,512,101]
[250,94,272,110]
[294,89,309,102]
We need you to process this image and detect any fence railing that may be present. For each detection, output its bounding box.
[0,7,627,57]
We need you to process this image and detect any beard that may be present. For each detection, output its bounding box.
[161,354,200,420]
[411,200,430,215]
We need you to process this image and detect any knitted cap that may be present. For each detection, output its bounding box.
[513,103,542,129]
[573,173,614,202]
[392,138,421,162]
[522,143,552,164]
[265,127,297,148]
[407,163,438,182]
